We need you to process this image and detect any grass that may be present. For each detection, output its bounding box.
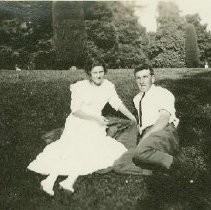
[0,68,211,210]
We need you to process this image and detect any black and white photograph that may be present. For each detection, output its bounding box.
[0,0,211,209]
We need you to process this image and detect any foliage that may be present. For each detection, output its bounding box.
[84,2,117,67]
[0,1,52,70]
[117,43,147,68]
[0,1,148,70]
[1,1,211,69]
[204,42,211,65]
[0,46,16,70]
[152,51,185,68]
[83,1,148,69]
[185,24,200,68]
[110,2,148,68]
[148,1,186,68]
[185,14,211,66]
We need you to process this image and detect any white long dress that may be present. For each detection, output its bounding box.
[27,79,127,177]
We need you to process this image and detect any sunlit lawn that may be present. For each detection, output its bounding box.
[0,68,210,209]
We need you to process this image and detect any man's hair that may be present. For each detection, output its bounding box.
[134,63,154,75]
[84,56,107,75]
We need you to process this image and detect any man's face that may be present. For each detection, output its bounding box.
[90,65,105,86]
[135,69,155,92]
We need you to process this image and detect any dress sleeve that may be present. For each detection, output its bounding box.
[70,82,84,112]
[157,89,176,116]
[108,84,123,111]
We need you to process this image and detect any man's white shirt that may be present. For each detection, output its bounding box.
[133,84,179,134]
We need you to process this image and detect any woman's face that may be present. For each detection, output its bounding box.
[89,66,105,86]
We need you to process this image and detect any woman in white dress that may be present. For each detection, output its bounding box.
[27,58,136,196]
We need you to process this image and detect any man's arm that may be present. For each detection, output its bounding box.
[142,110,170,139]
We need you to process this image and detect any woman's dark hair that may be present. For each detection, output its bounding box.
[84,56,107,75]
[134,62,154,75]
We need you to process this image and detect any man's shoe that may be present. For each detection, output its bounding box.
[169,153,199,185]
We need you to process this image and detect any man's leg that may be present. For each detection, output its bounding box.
[113,122,152,175]
[132,124,180,171]
[132,124,202,184]
[97,118,141,174]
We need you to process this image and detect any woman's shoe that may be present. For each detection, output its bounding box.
[59,179,74,192]
[40,179,54,196]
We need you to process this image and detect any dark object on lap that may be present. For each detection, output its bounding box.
[42,116,133,144]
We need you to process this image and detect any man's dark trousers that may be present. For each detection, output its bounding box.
[133,124,180,170]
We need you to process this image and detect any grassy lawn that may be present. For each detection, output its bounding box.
[0,68,211,210]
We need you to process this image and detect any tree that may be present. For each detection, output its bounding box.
[108,1,148,68]
[83,1,148,68]
[185,24,200,68]
[0,1,53,70]
[52,1,86,69]
[185,14,211,66]
[83,1,117,67]
[0,1,148,70]
[204,42,211,66]
[148,1,186,68]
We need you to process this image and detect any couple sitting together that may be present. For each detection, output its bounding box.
[27,58,196,196]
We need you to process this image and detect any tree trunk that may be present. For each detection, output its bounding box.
[52,1,86,69]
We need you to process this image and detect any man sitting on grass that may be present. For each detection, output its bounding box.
[132,63,197,183]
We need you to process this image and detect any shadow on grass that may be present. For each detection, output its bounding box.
[0,71,211,209]
[158,72,211,166]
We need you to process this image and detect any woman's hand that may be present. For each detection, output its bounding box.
[118,104,137,125]
[129,115,137,124]
[95,116,109,126]
[73,111,109,126]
